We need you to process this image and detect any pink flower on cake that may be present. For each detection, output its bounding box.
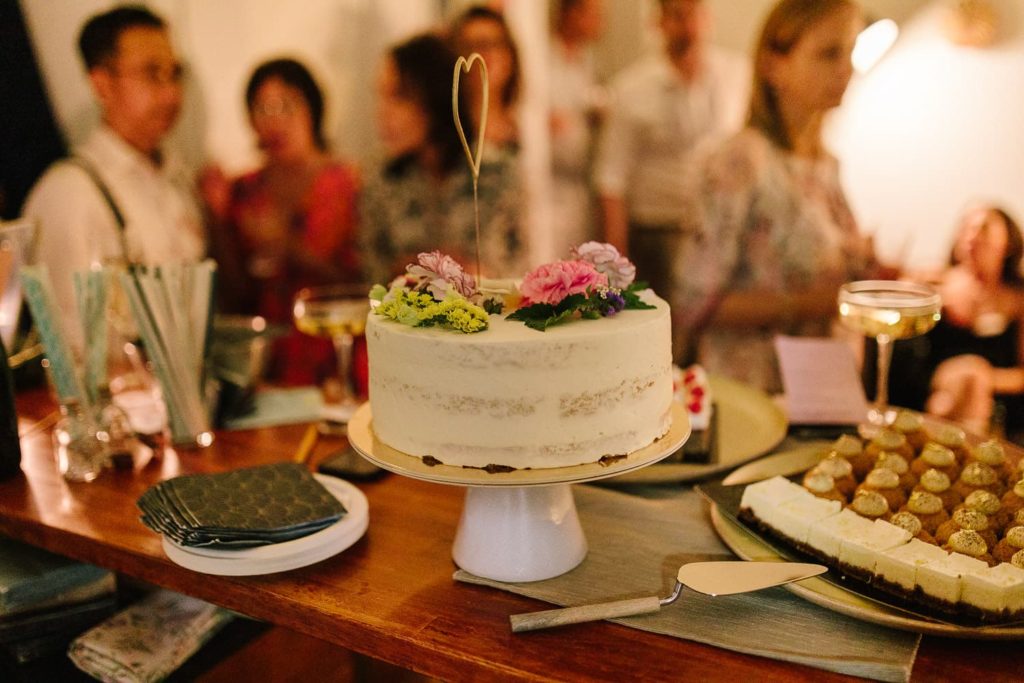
[407,251,477,300]
[570,241,636,289]
[519,260,608,306]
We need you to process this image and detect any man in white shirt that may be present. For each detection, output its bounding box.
[549,0,606,258]
[23,6,204,348]
[593,0,746,298]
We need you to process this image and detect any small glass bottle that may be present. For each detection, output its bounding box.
[95,385,137,469]
[52,400,109,482]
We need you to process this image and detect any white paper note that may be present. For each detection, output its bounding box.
[774,335,869,425]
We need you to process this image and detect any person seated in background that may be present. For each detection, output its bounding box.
[449,5,522,152]
[671,0,881,391]
[201,58,360,386]
[23,5,204,350]
[888,206,1024,437]
[548,0,606,257]
[593,0,746,299]
[360,33,526,285]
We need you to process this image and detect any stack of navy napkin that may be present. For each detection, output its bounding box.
[138,463,346,548]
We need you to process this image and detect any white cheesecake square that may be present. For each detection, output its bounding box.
[875,539,949,591]
[962,563,1024,615]
[838,520,912,573]
[918,553,989,604]
[806,509,875,558]
[740,476,812,523]
[768,495,842,545]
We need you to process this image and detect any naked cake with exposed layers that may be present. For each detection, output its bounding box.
[366,246,674,471]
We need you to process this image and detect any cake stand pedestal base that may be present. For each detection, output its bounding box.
[453,484,586,583]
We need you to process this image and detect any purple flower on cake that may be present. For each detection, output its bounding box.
[519,260,609,306]
[570,241,636,289]
[406,251,477,300]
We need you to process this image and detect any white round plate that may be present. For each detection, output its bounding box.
[162,475,368,576]
[709,445,1024,639]
[347,402,690,488]
[607,375,788,484]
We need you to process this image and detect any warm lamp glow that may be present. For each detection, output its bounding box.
[853,18,899,74]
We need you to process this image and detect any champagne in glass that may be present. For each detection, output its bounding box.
[838,280,941,426]
[293,284,371,425]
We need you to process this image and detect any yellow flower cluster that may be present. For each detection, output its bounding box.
[375,288,488,333]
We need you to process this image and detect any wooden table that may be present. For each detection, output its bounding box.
[2,388,1020,682]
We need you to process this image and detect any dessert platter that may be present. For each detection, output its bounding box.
[700,414,1024,638]
[353,247,690,581]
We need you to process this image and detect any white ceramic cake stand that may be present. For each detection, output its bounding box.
[346,402,690,582]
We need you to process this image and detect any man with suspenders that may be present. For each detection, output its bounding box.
[23,5,205,349]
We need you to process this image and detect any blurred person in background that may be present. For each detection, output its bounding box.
[360,33,526,285]
[672,0,880,391]
[593,0,746,299]
[201,58,360,385]
[548,0,606,257]
[23,5,204,350]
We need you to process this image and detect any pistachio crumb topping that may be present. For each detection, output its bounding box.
[1007,526,1024,550]
[816,455,853,479]
[877,452,909,474]
[964,489,1001,516]
[948,529,988,556]
[893,410,923,432]
[919,468,951,493]
[908,491,944,515]
[803,471,836,494]
[921,443,956,467]
[952,507,989,531]
[833,434,863,457]
[865,468,900,489]
[851,490,889,517]
[974,440,1006,466]
[889,511,923,536]
[961,461,998,487]
[936,426,966,447]
[873,429,906,450]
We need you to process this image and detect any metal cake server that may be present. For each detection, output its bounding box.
[510,561,827,633]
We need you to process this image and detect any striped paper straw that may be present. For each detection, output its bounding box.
[20,265,87,406]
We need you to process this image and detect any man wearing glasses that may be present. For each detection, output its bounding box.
[23,5,204,347]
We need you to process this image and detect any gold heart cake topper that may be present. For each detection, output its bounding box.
[452,52,489,181]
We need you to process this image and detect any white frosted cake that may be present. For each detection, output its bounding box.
[366,291,673,470]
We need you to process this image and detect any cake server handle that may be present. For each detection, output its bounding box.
[510,595,663,633]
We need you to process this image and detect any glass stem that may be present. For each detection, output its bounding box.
[333,333,356,403]
[875,334,892,420]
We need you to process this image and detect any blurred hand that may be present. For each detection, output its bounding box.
[926,354,994,435]
[198,165,231,223]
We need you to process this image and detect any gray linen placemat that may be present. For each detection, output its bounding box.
[455,484,921,682]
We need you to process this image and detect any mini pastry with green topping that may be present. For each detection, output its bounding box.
[913,468,961,510]
[935,508,997,549]
[876,451,917,490]
[864,429,914,468]
[888,510,936,544]
[812,454,857,498]
[802,470,846,503]
[831,434,874,479]
[892,410,928,451]
[993,526,1024,564]
[957,489,1009,529]
[900,490,949,534]
[953,461,1004,500]
[944,529,995,566]
[932,425,969,464]
[849,489,890,520]
[856,467,907,510]
[911,443,961,481]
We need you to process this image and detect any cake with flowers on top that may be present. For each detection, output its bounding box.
[365,244,673,471]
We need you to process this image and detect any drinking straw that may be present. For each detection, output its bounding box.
[20,265,88,406]
[74,269,107,405]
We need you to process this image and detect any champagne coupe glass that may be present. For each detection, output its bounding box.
[838,280,941,426]
[293,284,371,428]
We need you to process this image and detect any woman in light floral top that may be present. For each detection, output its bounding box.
[673,0,879,392]
[361,34,527,285]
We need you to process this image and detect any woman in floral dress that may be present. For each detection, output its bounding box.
[673,0,878,392]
